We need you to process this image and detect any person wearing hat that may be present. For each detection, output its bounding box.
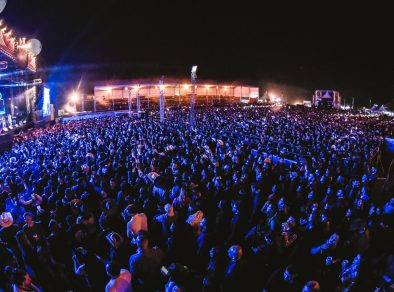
[0,212,13,228]
[0,212,24,267]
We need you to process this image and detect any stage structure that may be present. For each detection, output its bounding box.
[313,90,341,109]
[0,19,45,134]
[93,80,259,112]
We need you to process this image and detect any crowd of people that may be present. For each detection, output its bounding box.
[0,105,393,291]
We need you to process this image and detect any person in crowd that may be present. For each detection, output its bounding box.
[129,230,165,291]
[105,260,133,292]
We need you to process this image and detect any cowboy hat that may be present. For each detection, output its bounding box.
[0,212,13,228]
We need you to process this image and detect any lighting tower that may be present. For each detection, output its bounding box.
[136,85,141,113]
[126,87,132,117]
[159,76,165,122]
[190,65,197,126]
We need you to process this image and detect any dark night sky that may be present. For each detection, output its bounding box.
[2,0,393,105]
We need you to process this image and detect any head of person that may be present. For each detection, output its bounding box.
[228,245,243,263]
[106,261,121,279]
[283,265,298,282]
[11,268,32,288]
[23,212,34,226]
[165,203,174,216]
[302,280,320,292]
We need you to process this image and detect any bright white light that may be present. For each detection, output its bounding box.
[43,87,51,116]
[269,93,277,100]
[205,85,210,89]
[183,84,189,90]
[192,66,198,74]
[106,87,112,93]
[70,92,78,102]
[134,85,140,91]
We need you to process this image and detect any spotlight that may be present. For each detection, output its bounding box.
[70,92,78,103]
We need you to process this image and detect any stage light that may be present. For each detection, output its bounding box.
[26,39,42,56]
[205,85,210,89]
[125,87,128,90]
[269,93,277,100]
[192,66,198,74]
[134,85,140,91]
[70,92,79,103]
[159,85,165,91]
[224,86,228,91]
[106,87,112,93]
[183,84,189,90]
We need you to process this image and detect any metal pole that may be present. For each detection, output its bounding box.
[148,87,150,109]
[128,89,131,116]
[178,85,181,106]
[136,86,141,113]
[190,66,197,126]
[111,90,114,112]
[159,77,165,123]
[216,86,218,105]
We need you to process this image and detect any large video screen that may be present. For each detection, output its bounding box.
[42,87,51,116]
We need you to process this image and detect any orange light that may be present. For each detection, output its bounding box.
[183,84,189,90]
[205,85,209,89]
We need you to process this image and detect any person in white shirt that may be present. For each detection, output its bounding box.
[105,261,133,292]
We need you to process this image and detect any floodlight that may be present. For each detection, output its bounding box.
[0,0,6,14]
[26,39,42,56]
[70,92,78,103]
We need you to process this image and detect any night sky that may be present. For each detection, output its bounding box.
[2,0,393,106]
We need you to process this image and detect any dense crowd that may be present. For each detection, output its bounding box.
[0,105,393,291]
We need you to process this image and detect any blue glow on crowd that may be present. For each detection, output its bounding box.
[0,105,393,291]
